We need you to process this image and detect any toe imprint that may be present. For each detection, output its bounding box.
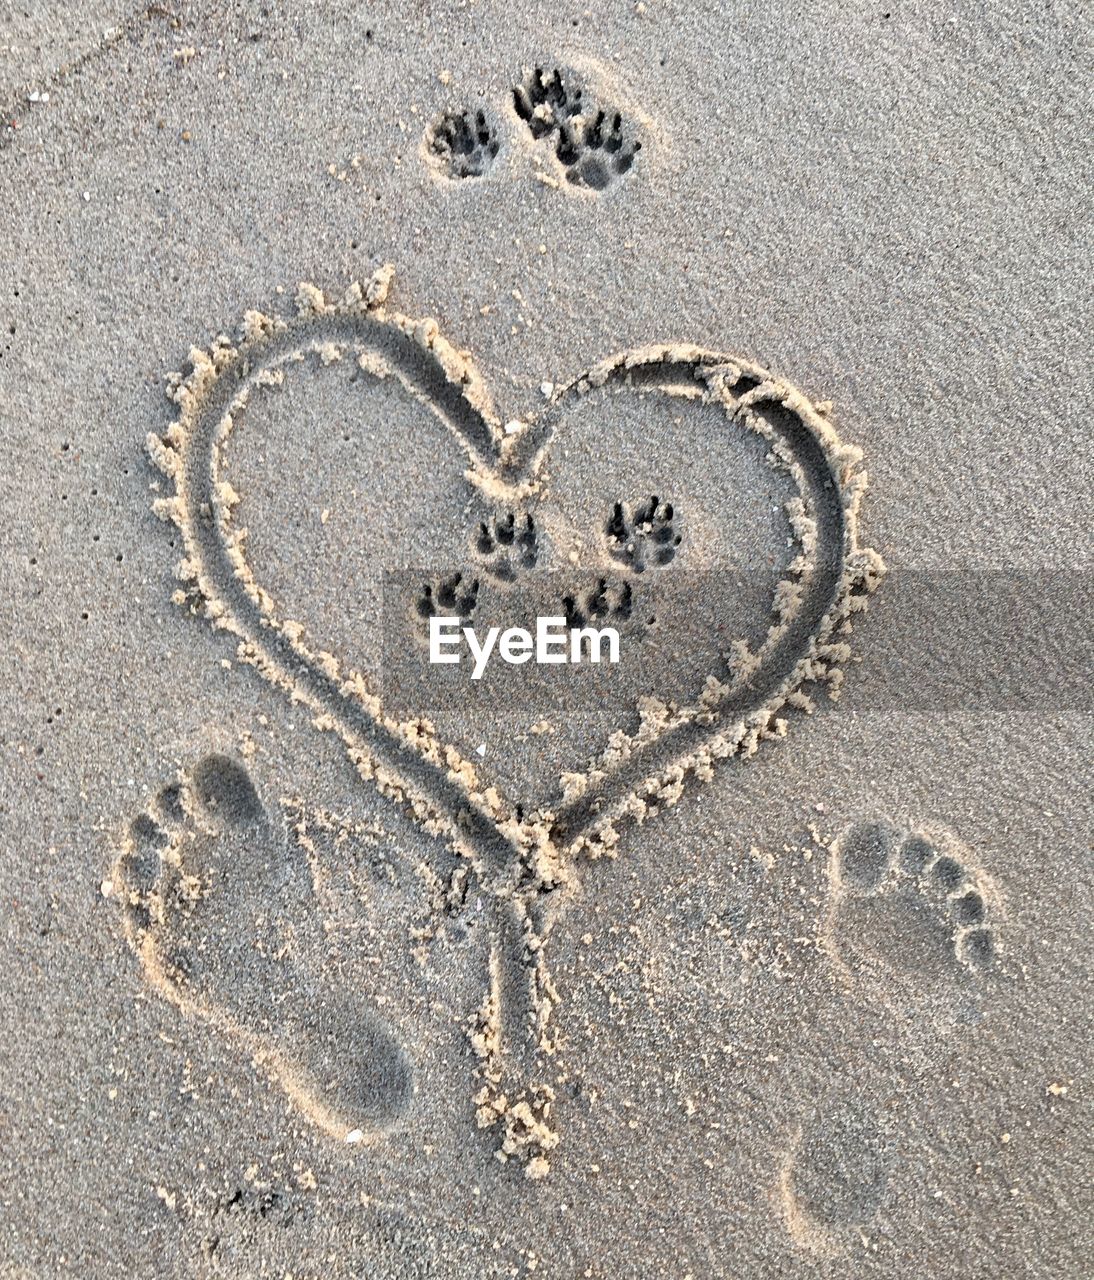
[834,818,896,892]
[188,753,264,826]
[898,833,934,876]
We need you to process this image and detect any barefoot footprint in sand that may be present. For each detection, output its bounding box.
[777,819,1004,1254]
[114,753,413,1143]
[778,1095,896,1255]
[826,817,1000,984]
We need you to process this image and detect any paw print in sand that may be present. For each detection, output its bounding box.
[474,510,538,583]
[512,67,581,140]
[606,495,681,572]
[562,577,634,632]
[416,572,480,626]
[425,108,500,179]
[512,66,641,191]
[555,106,641,191]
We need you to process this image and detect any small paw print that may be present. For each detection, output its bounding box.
[474,511,538,583]
[512,66,641,191]
[563,578,633,631]
[556,109,641,191]
[512,67,583,140]
[425,108,500,180]
[606,496,681,572]
[416,572,479,624]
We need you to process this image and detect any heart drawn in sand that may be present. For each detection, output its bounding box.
[148,268,883,884]
[142,266,886,1170]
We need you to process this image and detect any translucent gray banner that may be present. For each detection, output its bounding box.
[378,569,1093,716]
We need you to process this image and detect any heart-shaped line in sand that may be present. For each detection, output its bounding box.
[146,267,884,1171]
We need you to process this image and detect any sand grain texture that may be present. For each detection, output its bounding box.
[1,1,1091,1276]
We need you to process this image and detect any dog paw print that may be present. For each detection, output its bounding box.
[416,572,480,624]
[512,66,641,190]
[474,510,538,583]
[829,819,1000,980]
[606,496,681,572]
[562,578,633,631]
[512,66,582,138]
[555,107,641,191]
[425,108,500,180]
[112,755,412,1142]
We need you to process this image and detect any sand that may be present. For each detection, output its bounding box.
[1,1,1091,1276]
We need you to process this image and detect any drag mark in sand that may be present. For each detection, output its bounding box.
[132,267,882,1174]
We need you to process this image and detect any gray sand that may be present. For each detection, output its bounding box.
[1,1,1091,1276]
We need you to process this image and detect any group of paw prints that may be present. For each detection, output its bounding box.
[413,509,538,624]
[424,66,641,191]
[415,496,681,627]
[834,818,998,973]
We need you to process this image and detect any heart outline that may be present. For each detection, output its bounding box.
[149,268,881,875]
[146,268,885,1162]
